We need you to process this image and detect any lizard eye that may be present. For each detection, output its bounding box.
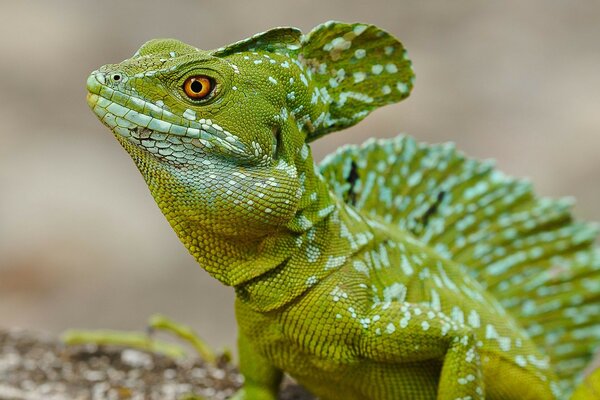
[183,76,213,100]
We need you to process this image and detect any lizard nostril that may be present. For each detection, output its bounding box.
[112,73,121,81]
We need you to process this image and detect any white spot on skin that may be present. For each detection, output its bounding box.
[421,321,430,331]
[430,289,442,311]
[359,318,371,329]
[485,324,498,340]
[183,109,196,121]
[498,336,511,352]
[325,255,346,270]
[371,65,383,75]
[353,260,369,275]
[353,25,368,35]
[441,322,451,336]
[353,72,367,83]
[385,323,396,334]
[306,275,317,286]
[465,346,477,363]
[354,49,366,59]
[348,307,357,318]
[399,311,411,328]
[300,144,309,160]
[337,92,373,106]
[300,74,308,87]
[383,283,407,302]
[400,255,414,276]
[324,37,352,52]
[468,310,481,328]
[385,63,398,73]
[306,244,320,263]
[396,82,409,94]
[268,76,278,85]
[381,85,391,95]
[451,306,465,324]
[317,205,335,218]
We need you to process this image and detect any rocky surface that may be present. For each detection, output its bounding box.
[0,329,313,400]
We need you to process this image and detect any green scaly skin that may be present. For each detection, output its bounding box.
[85,21,600,400]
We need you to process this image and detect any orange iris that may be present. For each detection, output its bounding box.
[183,76,212,99]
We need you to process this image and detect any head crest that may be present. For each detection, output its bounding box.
[212,21,415,141]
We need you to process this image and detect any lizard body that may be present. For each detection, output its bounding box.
[86,21,600,399]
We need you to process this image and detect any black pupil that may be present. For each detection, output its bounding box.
[190,80,203,93]
[113,74,121,81]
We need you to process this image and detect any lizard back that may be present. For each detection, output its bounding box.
[320,135,600,394]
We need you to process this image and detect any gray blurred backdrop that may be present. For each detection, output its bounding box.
[0,1,599,351]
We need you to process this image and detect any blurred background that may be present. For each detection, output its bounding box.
[0,0,598,352]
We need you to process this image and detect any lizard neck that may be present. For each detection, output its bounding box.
[121,138,299,286]
[125,132,374,298]
[234,169,374,312]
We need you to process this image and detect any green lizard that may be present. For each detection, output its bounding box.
[85,21,600,399]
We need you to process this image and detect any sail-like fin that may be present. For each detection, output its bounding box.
[299,21,414,140]
[319,135,600,393]
[211,27,302,56]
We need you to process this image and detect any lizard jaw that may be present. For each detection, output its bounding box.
[86,71,252,163]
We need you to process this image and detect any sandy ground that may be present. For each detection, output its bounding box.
[0,329,312,400]
[0,0,599,356]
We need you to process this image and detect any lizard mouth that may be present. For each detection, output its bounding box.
[86,71,248,160]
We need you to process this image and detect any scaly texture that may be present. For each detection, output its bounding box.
[86,21,600,400]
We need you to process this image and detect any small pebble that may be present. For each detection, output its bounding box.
[121,349,154,369]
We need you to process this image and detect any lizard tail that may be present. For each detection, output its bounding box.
[319,135,600,395]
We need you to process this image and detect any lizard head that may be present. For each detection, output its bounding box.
[87,21,413,276]
[87,36,305,239]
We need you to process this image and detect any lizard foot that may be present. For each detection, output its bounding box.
[62,314,227,364]
[61,328,187,359]
[147,313,226,365]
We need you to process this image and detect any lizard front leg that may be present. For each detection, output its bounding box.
[230,332,283,400]
[361,302,484,400]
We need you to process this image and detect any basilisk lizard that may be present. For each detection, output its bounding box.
[84,21,600,399]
